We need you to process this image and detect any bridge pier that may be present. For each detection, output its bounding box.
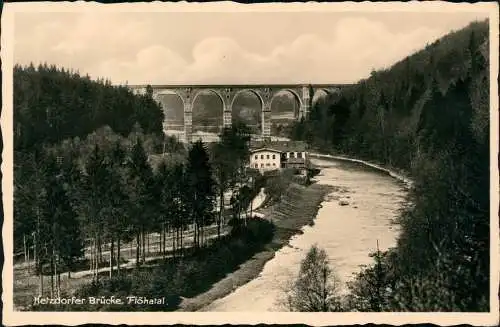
[184,101,193,143]
[223,109,232,129]
[262,103,272,138]
[300,85,312,119]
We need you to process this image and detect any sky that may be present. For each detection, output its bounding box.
[13,8,490,85]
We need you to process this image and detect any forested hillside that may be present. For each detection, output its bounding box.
[13,63,167,265]
[291,20,490,311]
[14,63,164,151]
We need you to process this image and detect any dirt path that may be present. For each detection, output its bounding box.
[13,227,230,311]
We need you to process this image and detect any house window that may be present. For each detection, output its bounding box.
[297,152,302,158]
[255,155,258,159]
[261,155,264,159]
[261,164,264,168]
[267,154,270,159]
[289,152,295,159]
[266,163,270,166]
[272,154,276,159]
[255,164,258,168]
[272,163,276,166]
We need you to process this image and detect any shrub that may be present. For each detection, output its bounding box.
[284,245,343,312]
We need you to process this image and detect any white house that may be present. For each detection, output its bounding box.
[250,148,282,172]
[248,141,309,173]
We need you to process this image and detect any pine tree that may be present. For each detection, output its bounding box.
[125,138,154,265]
[186,141,216,249]
[76,144,109,281]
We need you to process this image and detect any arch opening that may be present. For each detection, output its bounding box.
[156,91,185,140]
[270,90,301,137]
[312,89,329,106]
[192,90,224,141]
[231,90,263,135]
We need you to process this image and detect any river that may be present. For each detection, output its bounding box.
[203,157,408,311]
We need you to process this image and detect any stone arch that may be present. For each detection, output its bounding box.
[268,89,302,137]
[155,89,186,105]
[230,89,264,111]
[154,90,185,130]
[191,89,225,135]
[270,89,303,119]
[191,89,226,108]
[230,89,264,134]
[312,88,329,106]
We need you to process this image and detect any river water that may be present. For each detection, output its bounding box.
[203,157,408,311]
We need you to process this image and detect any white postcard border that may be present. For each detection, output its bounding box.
[2,2,499,326]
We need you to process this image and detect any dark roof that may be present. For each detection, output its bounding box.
[250,140,308,153]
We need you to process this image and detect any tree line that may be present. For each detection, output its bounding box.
[14,63,164,151]
[290,20,490,311]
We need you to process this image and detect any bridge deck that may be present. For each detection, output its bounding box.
[128,83,352,89]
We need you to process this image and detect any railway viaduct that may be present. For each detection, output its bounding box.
[128,84,349,142]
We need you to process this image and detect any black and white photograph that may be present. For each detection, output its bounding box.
[2,1,499,325]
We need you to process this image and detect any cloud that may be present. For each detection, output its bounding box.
[14,13,471,85]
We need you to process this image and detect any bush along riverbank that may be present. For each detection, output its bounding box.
[30,218,275,311]
[181,181,333,312]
